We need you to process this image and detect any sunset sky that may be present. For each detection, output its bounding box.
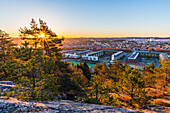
[0,0,170,38]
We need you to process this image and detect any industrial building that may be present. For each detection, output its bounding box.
[62,53,80,59]
[111,51,124,61]
[127,52,139,62]
[62,49,118,62]
[62,49,169,69]
[62,49,92,59]
[123,61,145,70]
[82,55,98,62]
[81,50,104,62]
[137,51,160,57]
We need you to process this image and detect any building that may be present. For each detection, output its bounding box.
[87,50,104,57]
[111,51,124,61]
[123,61,145,70]
[62,49,92,59]
[81,51,104,62]
[137,51,160,57]
[76,50,92,57]
[63,53,80,59]
[82,54,98,62]
[127,52,139,62]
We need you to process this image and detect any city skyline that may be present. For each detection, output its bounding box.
[1,0,170,38]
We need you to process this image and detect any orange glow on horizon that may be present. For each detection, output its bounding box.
[9,32,170,38]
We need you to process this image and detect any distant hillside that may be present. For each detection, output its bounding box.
[12,37,170,46]
[64,37,170,41]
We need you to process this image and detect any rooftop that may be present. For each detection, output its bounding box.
[88,50,104,56]
[76,50,92,55]
[112,51,123,57]
[128,52,139,60]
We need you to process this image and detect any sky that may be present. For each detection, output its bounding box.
[0,0,170,38]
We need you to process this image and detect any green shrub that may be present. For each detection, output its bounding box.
[6,96,10,99]
[7,92,11,97]
[166,84,170,94]
[16,95,22,100]
[102,94,121,107]
[3,91,7,96]
[6,91,15,97]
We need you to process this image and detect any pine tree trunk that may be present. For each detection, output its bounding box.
[32,65,36,100]
[96,83,98,103]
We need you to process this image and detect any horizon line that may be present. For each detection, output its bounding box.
[11,36,170,39]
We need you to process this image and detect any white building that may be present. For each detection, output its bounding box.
[82,54,98,62]
[111,51,124,61]
[63,53,80,59]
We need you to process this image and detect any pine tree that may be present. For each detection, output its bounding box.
[15,19,81,100]
[13,41,33,61]
[77,62,91,81]
[19,18,63,57]
[0,30,14,61]
[93,63,102,75]
[88,74,104,104]
[159,61,170,88]
[143,62,156,87]
[0,30,15,79]
[122,68,150,106]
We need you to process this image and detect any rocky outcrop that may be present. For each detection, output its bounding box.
[0,102,46,112]
[0,98,143,113]
[0,100,47,112]
[44,100,144,113]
